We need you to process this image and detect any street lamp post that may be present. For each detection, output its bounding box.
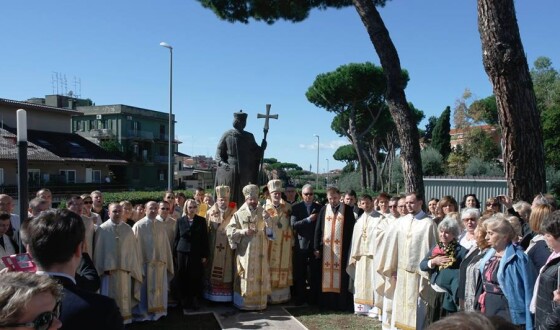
[160,42,173,191]
[326,158,329,187]
[314,134,319,190]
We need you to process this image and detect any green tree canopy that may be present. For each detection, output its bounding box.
[333,144,358,164]
[468,95,498,125]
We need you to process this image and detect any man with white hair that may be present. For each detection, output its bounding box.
[226,184,274,310]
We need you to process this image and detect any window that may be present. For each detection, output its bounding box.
[59,170,76,184]
[28,169,40,185]
[85,168,100,183]
[159,170,165,181]
[93,170,101,183]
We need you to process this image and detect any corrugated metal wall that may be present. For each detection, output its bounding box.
[424,177,508,209]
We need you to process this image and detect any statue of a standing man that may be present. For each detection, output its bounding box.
[215,111,266,207]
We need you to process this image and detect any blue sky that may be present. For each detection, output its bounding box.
[1,1,558,172]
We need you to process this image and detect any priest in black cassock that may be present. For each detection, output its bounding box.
[313,186,355,311]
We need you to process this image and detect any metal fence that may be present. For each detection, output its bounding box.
[424,176,508,208]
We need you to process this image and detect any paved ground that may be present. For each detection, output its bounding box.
[185,303,307,329]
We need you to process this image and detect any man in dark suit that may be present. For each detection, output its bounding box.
[291,184,323,305]
[23,209,124,330]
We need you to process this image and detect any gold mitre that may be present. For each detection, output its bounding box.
[242,184,259,199]
[215,185,230,199]
[267,179,284,193]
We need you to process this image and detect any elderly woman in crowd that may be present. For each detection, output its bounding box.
[458,208,480,250]
[457,214,491,311]
[533,210,560,329]
[0,272,63,330]
[419,217,468,327]
[439,196,459,215]
[460,194,480,210]
[526,204,553,270]
[478,214,536,329]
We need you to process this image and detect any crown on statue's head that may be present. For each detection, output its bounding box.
[267,179,284,193]
[215,185,230,199]
[242,184,259,199]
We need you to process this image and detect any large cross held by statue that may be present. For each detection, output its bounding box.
[257,104,278,141]
[257,104,278,183]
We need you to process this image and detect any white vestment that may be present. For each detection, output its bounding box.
[131,217,174,321]
[94,220,143,323]
[381,211,437,330]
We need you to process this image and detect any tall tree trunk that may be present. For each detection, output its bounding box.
[366,144,378,191]
[348,111,368,190]
[353,0,424,198]
[477,0,546,201]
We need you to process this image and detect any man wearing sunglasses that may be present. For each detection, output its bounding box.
[291,184,323,306]
[23,209,124,330]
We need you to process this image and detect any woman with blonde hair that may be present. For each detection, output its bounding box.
[526,204,553,269]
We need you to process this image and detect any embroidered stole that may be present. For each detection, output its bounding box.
[209,206,236,284]
[322,204,345,293]
[265,201,293,289]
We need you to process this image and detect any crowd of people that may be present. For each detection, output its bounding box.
[1,186,560,330]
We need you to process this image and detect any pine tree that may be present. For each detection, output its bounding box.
[431,107,451,159]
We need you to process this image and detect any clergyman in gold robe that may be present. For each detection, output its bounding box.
[204,185,237,302]
[264,179,294,304]
[226,184,274,310]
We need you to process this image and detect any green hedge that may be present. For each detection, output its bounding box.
[103,190,195,206]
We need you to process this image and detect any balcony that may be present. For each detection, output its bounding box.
[154,155,170,163]
[126,130,154,140]
[90,129,114,139]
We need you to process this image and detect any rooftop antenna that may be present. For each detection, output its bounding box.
[51,72,56,95]
[63,74,68,96]
[73,76,82,99]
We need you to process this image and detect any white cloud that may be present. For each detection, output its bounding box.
[299,139,348,150]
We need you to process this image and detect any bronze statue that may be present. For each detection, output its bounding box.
[215,111,267,207]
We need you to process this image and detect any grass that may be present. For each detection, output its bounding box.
[286,306,382,330]
[125,308,221,330]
